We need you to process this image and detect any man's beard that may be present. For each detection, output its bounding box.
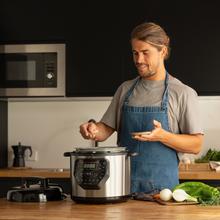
[141,70,156,78]
[136,63,156,78]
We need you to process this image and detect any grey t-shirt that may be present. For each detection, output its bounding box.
[101,74,203,146]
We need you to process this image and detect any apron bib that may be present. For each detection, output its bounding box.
[118,73,179,193]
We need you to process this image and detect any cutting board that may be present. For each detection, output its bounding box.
[152,194,198,206]
[154,198,198,206]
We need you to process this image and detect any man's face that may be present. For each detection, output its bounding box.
[131,39,165,79]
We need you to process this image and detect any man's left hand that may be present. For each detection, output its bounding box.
[132,119,165,142]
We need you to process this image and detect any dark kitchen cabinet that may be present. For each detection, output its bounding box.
[0,178,71,198]
[65,1,125,97]
[1,0,220,96]
[0,101,8,168]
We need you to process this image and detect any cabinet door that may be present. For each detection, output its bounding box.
[0,101,8,168]
[66,1,124,97]
[1,1,220,96]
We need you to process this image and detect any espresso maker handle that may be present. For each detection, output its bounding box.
[25,146,33,157]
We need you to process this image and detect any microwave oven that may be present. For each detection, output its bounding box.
[0,43,65,97]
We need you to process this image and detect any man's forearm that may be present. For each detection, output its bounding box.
[160,130,203,154]
[95,122,115,142]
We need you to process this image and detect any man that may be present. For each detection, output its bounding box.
[79,22,203,193]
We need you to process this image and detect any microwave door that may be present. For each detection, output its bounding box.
[0,53,44,88]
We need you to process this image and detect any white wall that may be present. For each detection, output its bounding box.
[8,99,117,168]
[197,97,220,155]
[8,96,220,168]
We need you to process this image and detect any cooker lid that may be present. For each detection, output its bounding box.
[74,146,126,153]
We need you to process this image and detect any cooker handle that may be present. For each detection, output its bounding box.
[64,152,71,157]
[127,152,138,157]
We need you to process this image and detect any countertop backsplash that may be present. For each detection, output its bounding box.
[8,100,117,169]
[7,96,220,168]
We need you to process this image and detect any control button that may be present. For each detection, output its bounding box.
[46,72,54,79]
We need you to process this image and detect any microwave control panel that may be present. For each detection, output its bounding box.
[74,158,109,190]
[44,53,57,87]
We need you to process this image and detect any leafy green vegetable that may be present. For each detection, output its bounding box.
[195,149,220,163]
[173,182,220,205]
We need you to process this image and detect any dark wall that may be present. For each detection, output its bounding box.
[0,101,8,168]
[0,0,220,96]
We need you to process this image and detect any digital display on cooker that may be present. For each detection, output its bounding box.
[83,163,96,169]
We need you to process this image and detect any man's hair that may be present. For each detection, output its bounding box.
[131,22,170,60]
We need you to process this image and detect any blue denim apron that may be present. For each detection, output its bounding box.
[118,73,179,193]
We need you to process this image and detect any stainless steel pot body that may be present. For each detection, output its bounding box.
[65,147,132,203]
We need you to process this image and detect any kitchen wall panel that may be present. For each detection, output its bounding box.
[0,0,220,96]
[0,101,7,168]
[8,100,117,168]
[6,97,220,168]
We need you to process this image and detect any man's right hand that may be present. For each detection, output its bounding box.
[79,122,98,140]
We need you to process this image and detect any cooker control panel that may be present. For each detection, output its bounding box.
[74,158,109,189]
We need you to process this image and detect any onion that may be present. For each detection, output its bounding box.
[159,188,173,201]
[172,189,197,202]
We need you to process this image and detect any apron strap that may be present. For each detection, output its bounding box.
[124,78,140,105]
[161,72,169,110]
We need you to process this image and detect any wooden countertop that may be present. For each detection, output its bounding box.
[0,197,220,220]
[0,163,219,180]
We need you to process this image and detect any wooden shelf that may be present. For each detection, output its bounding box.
[0,168,70,178]
[0,163,219,180]
[179,170,220,180]
[179,163,211,171]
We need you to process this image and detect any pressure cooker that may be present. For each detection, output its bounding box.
[64,146,136,203]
